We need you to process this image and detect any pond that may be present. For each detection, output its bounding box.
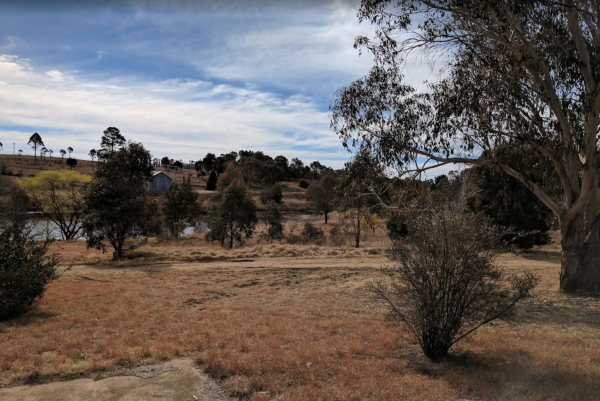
[23,219,208,240]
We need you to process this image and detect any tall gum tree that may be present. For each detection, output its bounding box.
[331,0,600,293]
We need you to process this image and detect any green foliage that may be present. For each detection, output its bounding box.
[163,175,203,238]
[467,151,555,249]
[262,201,284,243]
[305,173,338,224]
[367,207,538,361]
[0,219,60,320]
[18,171,91,241]
[83,141,157,257]
[206,170,218,191]
[299,180,309,189]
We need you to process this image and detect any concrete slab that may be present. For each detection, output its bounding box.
[0,359,228,401]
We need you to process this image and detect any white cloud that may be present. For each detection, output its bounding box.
[0,54,347,166]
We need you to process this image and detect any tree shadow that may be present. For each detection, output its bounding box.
[0,310,58,330]
[401,345,600,400]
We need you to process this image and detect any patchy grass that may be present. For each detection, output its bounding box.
[2,239,600,400]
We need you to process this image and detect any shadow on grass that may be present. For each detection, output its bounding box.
[0,310,58,330]
[402,345,600,400]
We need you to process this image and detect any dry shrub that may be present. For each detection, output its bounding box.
[368,207,538,361]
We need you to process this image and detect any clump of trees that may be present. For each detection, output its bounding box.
[205,164,257,248]
[18,171,91,241]
[0,219,61,320]
[368,206,538,361]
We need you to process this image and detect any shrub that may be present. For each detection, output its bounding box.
[206,170,218,191]
[367,207,538,361]
[0,219,61,320]
[299,179,310,189]
[66,158,77,169]
[300,222,325,244]
[260,184,283,204]
[385,213,411,240]
[262,201,284,242]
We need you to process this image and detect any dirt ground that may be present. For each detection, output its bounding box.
[2,237,600,400]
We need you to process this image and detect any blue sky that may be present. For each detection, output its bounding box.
[0,0,438,170]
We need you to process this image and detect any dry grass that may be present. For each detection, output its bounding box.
[2,237,600,400]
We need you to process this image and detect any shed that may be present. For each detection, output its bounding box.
[146,171,173,191]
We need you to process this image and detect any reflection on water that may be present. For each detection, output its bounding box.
[25,219,208,240]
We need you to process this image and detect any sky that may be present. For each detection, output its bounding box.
[0,0,435,170]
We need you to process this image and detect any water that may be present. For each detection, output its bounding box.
[24,219,208,240]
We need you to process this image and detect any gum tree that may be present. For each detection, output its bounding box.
[28,133,44,163]
[332,0,600,293]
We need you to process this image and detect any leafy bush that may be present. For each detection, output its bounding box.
[299,180,310,189]
[66,158,77,168]
[367,207,538,361]
[0,219,61,320]
[301,222,325,244]
[260,184,283,204]
[206,170,218,191]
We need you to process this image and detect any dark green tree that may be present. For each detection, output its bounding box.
[306,172,339,224]
[262,201,284,243]
[0,219,60,319]
[206,170,218,191]
[28,132,44,164]
[163,175,203,238]
[83,142,157,257]
[331,0,600,293]
[336,150,382,248]
[161,156,170,168]
[206,164,257,248]
[100,127,126,153]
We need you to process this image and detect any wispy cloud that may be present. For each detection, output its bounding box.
[0,55,347,166]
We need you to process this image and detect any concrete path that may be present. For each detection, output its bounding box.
[0,359,230,401]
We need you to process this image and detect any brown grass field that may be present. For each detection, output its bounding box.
[1,225,600,400]
[2,155,600,399]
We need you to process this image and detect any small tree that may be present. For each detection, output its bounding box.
[67,147,73,158]
[60,149,66,161]
[89,149,97,165]
[306,173,338,224]
[206,164,257,248]
[367,207,538,361]
[84,141,156,257]
[40,147,48,161]
[28,133,44,164]
[0,219,60,320]
[163,175,203,238]
[206,170,218,191]
[263,201,284,243]
[100,127,126,153]
[161,156,170,168]
[19,171,92,241]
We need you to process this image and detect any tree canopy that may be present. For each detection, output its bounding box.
[19,171,91,241]
[84,141,156,257]
[331,0,600,293]
[100,127,126,153]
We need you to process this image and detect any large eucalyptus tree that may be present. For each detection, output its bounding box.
[331,0,600,293]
